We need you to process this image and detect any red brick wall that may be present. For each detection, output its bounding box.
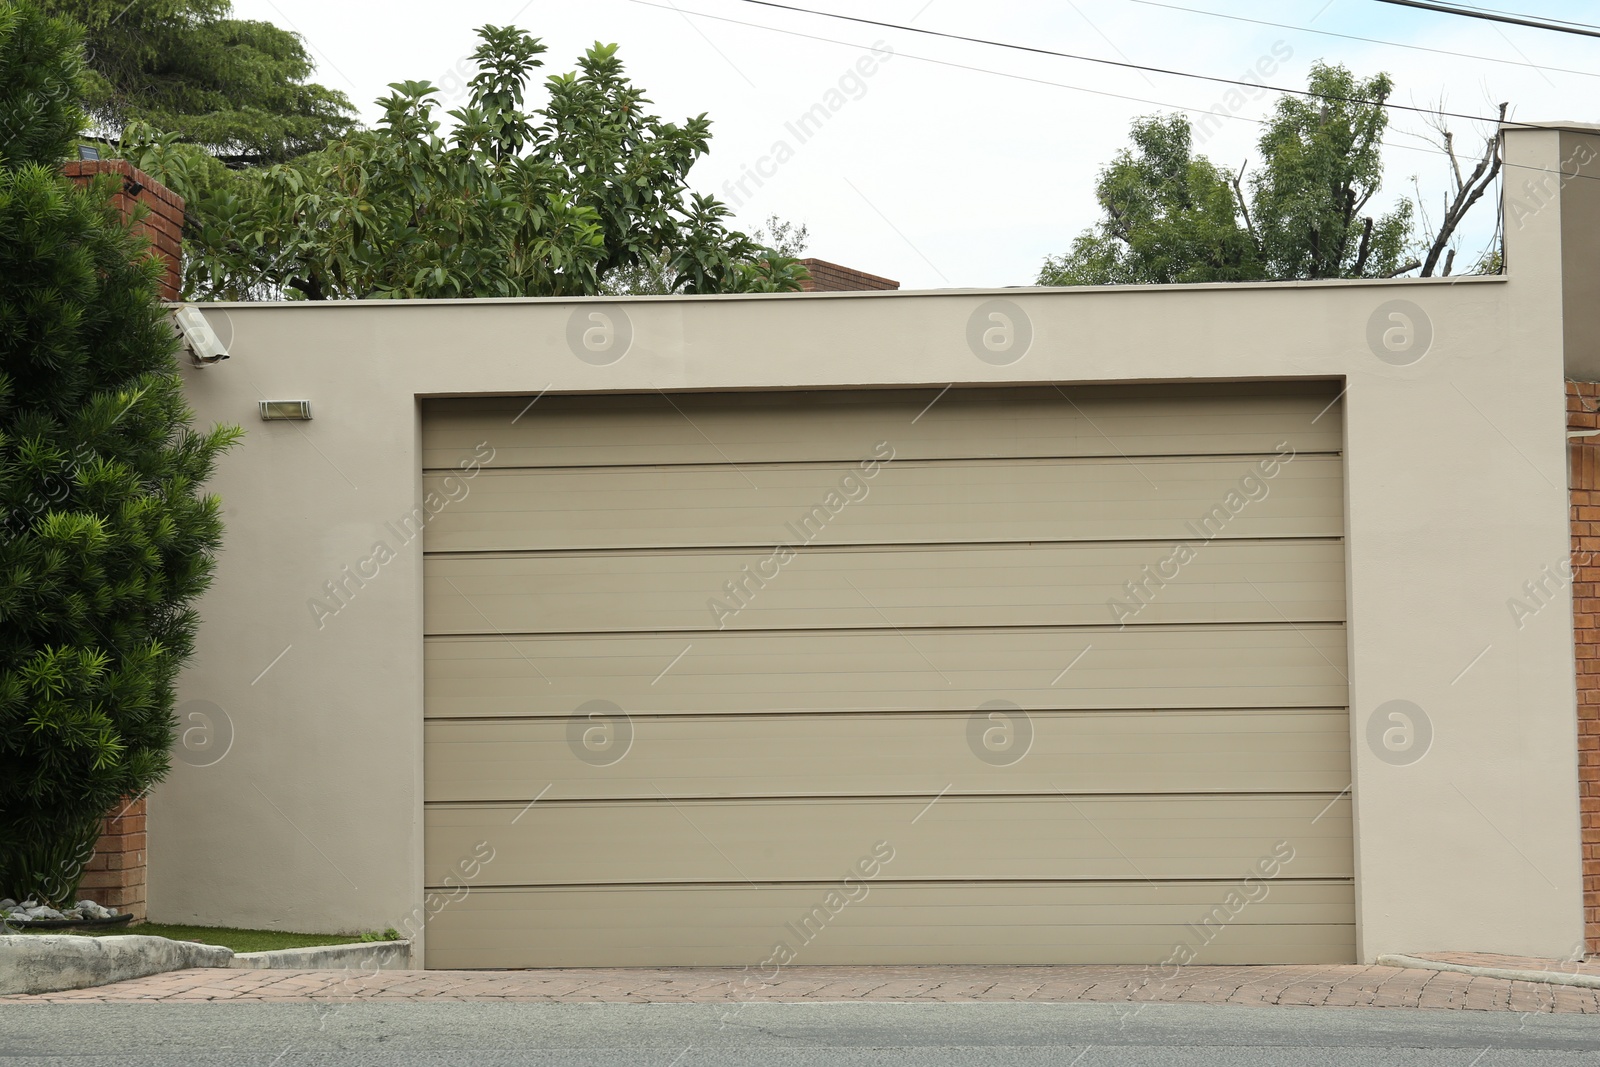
[62,159,184,301]
[798,258,900,292]
[78,795,147,921]
[55,161,180,923]
[1568,381,1600,952]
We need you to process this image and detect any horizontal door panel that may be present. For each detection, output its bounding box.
[424,794,1352,887]
[423,624,1349,717]
[424,709,1352,801]
[421,384,1342,470]
[424,540,1347,634]
[423,455,1341,552]
[423,881,1355,968]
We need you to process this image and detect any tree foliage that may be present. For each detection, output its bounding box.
[1041,63,1424,286]
[1249,65,1412,279]
[0,1,239,906]
[1038,114,1258,286]
[606,212,809,295]
[0,0,84,169]
[116,25,806,300]
[35,0,355,164]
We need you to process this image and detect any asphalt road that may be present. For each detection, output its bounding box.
[4,1001,1600,1065]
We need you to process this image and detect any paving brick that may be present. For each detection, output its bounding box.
[5,959,1600,1012]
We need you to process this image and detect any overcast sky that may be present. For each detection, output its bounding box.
[231,0,1600,289]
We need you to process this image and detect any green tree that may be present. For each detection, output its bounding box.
[1041,63,1425,285]
[1038,114,1259,286]
[117,25,806,300]
[0,1,239,907]
[0,0,84,169]
[37,0,355,164]
[1249,65,1411,280]
[606,212,809,295]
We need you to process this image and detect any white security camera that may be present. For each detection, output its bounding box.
[171,305,230,365]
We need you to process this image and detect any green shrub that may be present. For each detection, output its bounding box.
[0,0,239,905]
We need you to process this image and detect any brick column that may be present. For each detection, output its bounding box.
[77,796,147,921]
[62,159,184,301]
[1568,381,1600,953]
[54,160,181,925]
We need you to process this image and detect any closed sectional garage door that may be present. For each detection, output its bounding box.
[419,383,1353,969]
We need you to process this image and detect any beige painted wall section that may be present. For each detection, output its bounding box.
[154,125,1583,963]
[1556,128,1600,380]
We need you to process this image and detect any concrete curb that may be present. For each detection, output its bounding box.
[1377,954,1600,990]
[230,940,412,970]
[0,935,232,996]
[2,934,414,994]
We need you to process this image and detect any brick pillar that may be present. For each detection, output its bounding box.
[62,159,184,301]
[54,160,180,924]
[1568,381,1600,953]
[77,796,147,921]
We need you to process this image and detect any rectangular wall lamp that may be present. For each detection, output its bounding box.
[259,400,313,421]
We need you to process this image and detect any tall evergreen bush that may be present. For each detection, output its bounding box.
[0,0,239,905]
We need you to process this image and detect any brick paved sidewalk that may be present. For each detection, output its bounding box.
[5,962,1600,1012]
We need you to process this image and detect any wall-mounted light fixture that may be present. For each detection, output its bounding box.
[171,306,229,365]
[259,400,313,421]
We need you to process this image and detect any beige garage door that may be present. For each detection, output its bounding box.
[420,383,1353,969]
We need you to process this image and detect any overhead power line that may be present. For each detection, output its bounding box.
[630,0,1600,214]
[633,0,1548,171]
[733,0,1535,128]
[1126,0,1600,80]
[1369,0,1600,39]
[628,0,1451,157]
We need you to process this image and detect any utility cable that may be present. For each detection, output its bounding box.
[732,0,1546,128]
[1126,0,1600,80]
[1370,0,1600,39]
[627,0,1600,195]
[628,0,1452,161]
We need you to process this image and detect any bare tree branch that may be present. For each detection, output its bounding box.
[1410,176,1434,242]
[1354,216,1374,276]
[1383,258,1423,278]
[1231,160,1259,248]
[1420,102,1507,278]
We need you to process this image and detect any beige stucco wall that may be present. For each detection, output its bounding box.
[1554,127,1600,380]
[153,125,1586,964]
